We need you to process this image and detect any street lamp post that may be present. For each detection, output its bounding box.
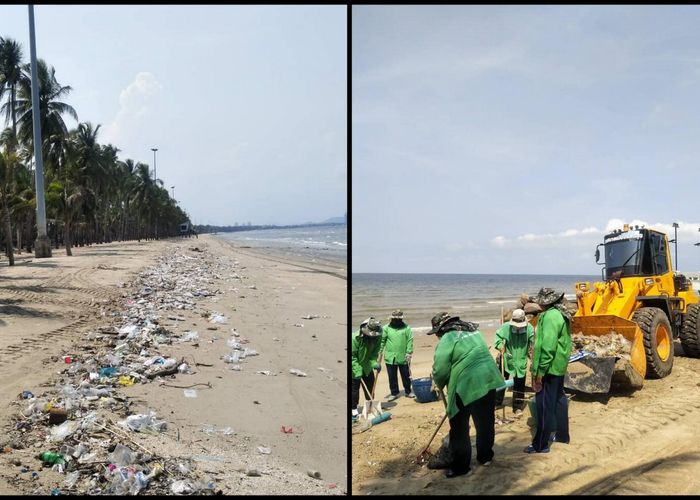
[171,186,175,200]
[673,222,679,271]
[151,148,158,180]
[28,5,51,257]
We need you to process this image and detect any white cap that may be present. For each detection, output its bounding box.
[510,309,528,328]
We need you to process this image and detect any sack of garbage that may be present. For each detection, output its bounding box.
[427,435,453,470]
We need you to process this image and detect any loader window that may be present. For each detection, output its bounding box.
[650,232,669,274]
[605,238,642,279]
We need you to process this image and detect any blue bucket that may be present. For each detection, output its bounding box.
[412,377,439,403]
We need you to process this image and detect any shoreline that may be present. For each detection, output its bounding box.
[0,235,346,495]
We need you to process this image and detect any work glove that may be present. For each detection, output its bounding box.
[405,353,412,364]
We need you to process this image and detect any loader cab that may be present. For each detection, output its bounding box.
[599,227,670,280]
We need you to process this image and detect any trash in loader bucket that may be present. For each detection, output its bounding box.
[565,355,617,393]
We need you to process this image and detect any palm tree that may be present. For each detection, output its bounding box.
[9,59,78,157]
[0,37,24,144]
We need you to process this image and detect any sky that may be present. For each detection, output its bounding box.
[353,5,700,275]
[0,5,346,226]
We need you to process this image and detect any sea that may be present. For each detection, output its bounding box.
[214,224,347,266]
[352,273,600,334]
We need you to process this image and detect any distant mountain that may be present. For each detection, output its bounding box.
[321,216,346,224]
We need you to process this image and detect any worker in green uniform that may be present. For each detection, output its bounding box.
[430,312,505,478]
[494,308,534,415]
[381,309,414,401]
[525,288,572,454]
[351,317,383,422]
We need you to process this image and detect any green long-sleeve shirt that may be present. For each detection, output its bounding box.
[380,323,413,365]
[531,307,572,378]
[494,323,534,378]
[432,329,505,419]
[351,330,381,378]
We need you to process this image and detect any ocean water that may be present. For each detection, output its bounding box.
[352,273,599,334]
[215,224,347,263]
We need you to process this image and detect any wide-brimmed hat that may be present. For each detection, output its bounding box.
[427,312,455,335]
[534,287,565,307]
[360,317,382,337]
[390,309,404,320]
[509,309,528,328]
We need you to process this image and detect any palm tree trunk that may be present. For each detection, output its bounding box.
[64,219,72,256]
[2,199,14,266]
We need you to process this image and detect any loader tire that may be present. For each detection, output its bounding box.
[633,307,673,379]
[680,303,700,358]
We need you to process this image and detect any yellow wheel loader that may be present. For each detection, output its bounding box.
[566,224,700,393]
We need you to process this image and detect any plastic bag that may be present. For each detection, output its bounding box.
[183,331,199,342]
[64,470,81,488]
[50,421,79,442]
[223,352,240,364]
[209,314,228,324]
[118,412,167,433]
[108,444,136,466]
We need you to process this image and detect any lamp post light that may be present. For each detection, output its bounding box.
[28,5,51,257]
[151,147,158,180]
[171,186,175,200]
[672,222,679,270]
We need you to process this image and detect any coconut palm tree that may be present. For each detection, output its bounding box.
[10,59,77,157]
[0,37,24,144]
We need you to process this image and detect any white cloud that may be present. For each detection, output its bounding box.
[492,236,508,248]
[103,72,163,145]
[561,229,579,237]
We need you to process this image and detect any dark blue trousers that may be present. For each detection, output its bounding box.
[532,374,570,451]
[449,390,496,474]
[386,363,412,396]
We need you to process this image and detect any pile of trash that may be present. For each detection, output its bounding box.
[571,331,632,359]
[3,248,241,495]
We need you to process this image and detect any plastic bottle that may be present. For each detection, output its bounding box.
[38,452,65,465]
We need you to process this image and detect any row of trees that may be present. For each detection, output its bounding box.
[0,36,189,265]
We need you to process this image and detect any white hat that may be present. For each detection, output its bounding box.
[510,309,528,328]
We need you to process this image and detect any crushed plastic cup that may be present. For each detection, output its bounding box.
[63,355,72,364]
[177,363,192,374]
[257,446,271,455]
[183,389,198,398]
[289,369,307,377]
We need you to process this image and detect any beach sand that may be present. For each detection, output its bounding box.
[0,234,346,495]
[352,324,700,495]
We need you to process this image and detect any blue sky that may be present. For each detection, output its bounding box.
[1,5,346,226]
[353,5,700,274]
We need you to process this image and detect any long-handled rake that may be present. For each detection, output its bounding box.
[416,387,448,462]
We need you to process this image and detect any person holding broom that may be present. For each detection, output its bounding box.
[429,312,504,478]
[494,308,534,416]
[351,317,383,422]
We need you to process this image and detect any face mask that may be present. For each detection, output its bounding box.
[514,327,526,334]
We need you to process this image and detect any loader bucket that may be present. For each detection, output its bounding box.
[566,315,646,393]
